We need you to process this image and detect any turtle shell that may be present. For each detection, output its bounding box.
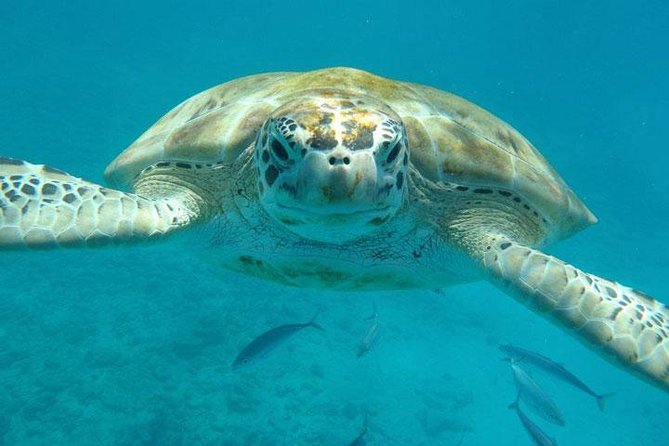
[104,67,596,239]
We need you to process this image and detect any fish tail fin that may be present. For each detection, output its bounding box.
[308,311,325,331]
[596,393,615,412]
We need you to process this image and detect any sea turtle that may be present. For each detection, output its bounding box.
[0,67,667,392]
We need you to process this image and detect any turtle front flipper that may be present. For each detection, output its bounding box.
[0,158,205,248]
[482,237,669,392]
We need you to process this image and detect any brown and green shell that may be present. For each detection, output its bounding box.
[104,67,596,239]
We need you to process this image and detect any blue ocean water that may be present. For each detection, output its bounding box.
[1,0,667,444]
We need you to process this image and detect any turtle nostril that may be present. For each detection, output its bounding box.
[343,157,350,165]
[328,157,336,165]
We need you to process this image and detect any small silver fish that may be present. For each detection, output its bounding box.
[357,302,378,358]
[232,316,323,369]
[500,344,613,411]
[509,396,558,446]
[510,362,565,426]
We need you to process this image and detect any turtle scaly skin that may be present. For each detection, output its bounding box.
[1,67,667,392]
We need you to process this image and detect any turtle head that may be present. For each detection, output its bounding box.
[254,94,409,243]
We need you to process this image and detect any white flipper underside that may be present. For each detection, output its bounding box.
[0,158,196,248]
[484,238,669,392]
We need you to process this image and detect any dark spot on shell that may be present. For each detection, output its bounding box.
[6,190,21,202]
[279,217,303,225]
[63,193,77,204]
[156,162,170,168]
[610,307,623,320]
[368,216,389,226]
[500,242,511,250]
[341,120,376,151]
[20,184,35,195]
[262,150,270,163]
[455,185,469,191]
[498,190,512,197]
[473,188,493,194]
[41,183,57,195]
[176,162,191,169]
[307,134,337,151]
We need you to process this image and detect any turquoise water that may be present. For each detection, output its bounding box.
[1,0,667,444]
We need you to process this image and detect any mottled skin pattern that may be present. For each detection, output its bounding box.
[0,67,667,394]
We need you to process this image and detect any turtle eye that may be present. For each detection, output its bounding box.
[266,136,295,169]
[270,137,289,163]
[378,139,403,167]
[265,118,301,166]
[384,140,402,165]
[377,119,405,166]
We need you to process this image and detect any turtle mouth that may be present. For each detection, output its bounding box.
[270,203,394,242]
[276,204,391,218]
